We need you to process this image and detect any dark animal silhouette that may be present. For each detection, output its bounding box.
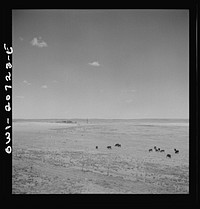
[160,150,165,152]
[96,146,98,149]
[158,148,160,151]
[149,149,153,152]
[174,149,179,154]
[107,146,112,149]
[154,146,157,150]
[166,154,171,158]
[115,143,121,147]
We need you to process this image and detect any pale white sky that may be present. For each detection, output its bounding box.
[12,10,189,119]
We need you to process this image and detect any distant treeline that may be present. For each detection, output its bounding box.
[12,118,189,124]
[56,120,77,124]
[12,119,76,123]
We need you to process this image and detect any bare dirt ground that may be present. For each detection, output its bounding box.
[12,120,189,194]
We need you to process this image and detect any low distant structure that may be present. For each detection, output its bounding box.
[66,120,76,123]
[57,120,77,124]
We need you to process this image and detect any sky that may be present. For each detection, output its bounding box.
[12,10,189,119]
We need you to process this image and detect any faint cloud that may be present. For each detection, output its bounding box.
[23,80,31,85]
[130,89,136,92]
[16,96,25,99]
[88,61,100,67]
[121,90,136,104]
[30,37,48,48]
[125,99,133,103]
[41,85,48,88]
[121,89,136,94]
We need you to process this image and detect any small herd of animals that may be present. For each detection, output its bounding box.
[148,146,180,158]
[95,143,121,150]
[95,144,179,159]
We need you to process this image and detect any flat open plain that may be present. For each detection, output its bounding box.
[12,119,189,194]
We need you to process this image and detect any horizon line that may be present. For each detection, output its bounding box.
[13,117,189,120]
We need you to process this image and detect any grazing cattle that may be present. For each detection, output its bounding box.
[115,143,121,147]
[174,148,179,152]
[155,148,159,152]
[154,146,157,150]
[149,149,153,152]
[107,146,112,149]
[96,146,98,149]
[158,148,160,151]
[166,154,171,158]
[175,149,179,154]
[160,150,165,152]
